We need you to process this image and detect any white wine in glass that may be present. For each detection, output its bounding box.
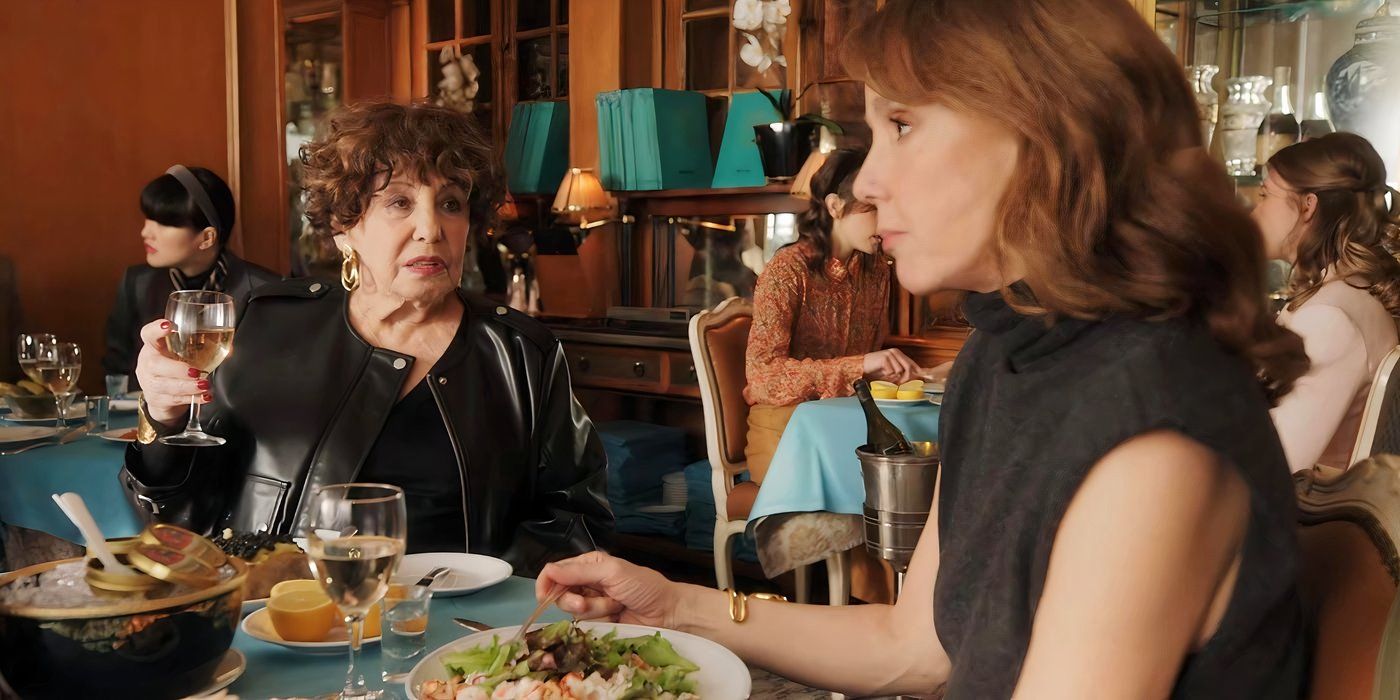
[306,484,406,700]
[161,290,235,447]
[16,335,79,428]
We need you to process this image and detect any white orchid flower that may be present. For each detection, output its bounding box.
[740,32,772,72]
[762,0,791,26]
[732,0,764,31]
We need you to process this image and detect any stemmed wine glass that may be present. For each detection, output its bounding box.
[161,290,236,447]
[17,334,80,429]
[306,483,407,700]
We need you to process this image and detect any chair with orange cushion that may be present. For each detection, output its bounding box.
[689,297,850,605]
[1295,454,1400,699]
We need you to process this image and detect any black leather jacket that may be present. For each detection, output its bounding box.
[120,279,612,576]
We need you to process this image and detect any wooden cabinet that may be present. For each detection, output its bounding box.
[557,331,700,398]
[411,0,569,148]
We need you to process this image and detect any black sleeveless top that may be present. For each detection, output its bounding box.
[935,292,1306,699]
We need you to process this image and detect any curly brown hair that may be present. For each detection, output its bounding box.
[1267,133,1400,316]
[299,100,502,238]
[842,0,1308,401]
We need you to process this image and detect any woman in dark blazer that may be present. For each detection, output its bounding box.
[103,166,280,390]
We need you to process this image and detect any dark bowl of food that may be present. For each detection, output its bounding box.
[0,555,247,700]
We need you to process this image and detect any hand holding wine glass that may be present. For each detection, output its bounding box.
[141,290,235,446]
[306,483,406,700]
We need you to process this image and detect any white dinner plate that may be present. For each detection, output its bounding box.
[874,397,932,407]
[3,405,84,423]
[406,621,751,700]
[97,427,139,443]
[110,398,140,412]
[0,425,60,445]
[392,552,512,597]
[240,607,381,653]
[191,648,246,697]
[924,379,946,394]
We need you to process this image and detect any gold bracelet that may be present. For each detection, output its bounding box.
[724,588,788,623]
[136,396,158,445]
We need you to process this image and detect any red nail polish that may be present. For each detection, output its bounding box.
[202,393,213,402]
[187,368,201,378]
[160,321,172,330]
[196,380,210,390]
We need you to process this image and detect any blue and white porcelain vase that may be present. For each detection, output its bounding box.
[1326,1,1400,179]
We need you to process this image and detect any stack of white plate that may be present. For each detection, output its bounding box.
[661,472,688,507]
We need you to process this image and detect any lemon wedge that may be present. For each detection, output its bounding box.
[896,380,925,400]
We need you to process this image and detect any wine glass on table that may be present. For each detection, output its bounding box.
[306,483,407,700]
[18,335,81,429]
[160,290,235,447]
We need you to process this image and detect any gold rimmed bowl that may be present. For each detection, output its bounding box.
[0,555,247,699]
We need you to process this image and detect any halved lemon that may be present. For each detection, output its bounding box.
[269,579,323,599]
[896,380,925,400]
[869,380,898,400]
[268,589,336,642]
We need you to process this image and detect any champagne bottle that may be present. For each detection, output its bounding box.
[854,379,913,455]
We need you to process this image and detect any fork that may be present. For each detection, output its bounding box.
[414,566,451,588]
[0,426,88,456]
[512,585,568,643]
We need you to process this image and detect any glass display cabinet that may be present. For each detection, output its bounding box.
[1155,0,1400,187]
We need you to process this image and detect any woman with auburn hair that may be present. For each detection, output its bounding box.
[119,101,611,582]
[1255,133,1400,473]
[531,1,1310,697]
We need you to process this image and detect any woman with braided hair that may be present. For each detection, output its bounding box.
[1254,132,1400,473]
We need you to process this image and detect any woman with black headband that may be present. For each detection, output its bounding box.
[102,165,280,390]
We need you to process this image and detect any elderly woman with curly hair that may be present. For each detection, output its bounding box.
[119,101,612,574]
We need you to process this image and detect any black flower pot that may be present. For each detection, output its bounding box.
[753,120,818,181]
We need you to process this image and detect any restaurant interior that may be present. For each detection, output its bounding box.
[4,0,1400,698]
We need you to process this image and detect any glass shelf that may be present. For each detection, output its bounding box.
[1187,0,1381,29]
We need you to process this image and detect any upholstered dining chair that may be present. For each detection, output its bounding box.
[689,297,850,605]
[1349,346,1400,466]
[1295,454,1400,699]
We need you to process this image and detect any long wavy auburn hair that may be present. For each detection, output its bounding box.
[843,0,1309,400]
[1268,133,1400,315]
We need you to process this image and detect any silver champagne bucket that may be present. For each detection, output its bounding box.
[857,441,939,583]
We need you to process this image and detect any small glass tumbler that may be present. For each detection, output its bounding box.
[380,583,431,682]
[85,396,110,432]
[104,374,129,400]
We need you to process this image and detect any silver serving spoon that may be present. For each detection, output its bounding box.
[52,492,138,576]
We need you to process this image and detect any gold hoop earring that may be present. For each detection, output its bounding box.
[341,248,361,291]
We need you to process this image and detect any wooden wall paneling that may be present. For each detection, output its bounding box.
[410,0,428,97]
[344,0,394,101]
[1130,0,1156,25]
[0,0,233,392]
[390,0,413,100]
[237,0,291,274]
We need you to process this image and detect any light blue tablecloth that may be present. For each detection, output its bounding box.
[0,414,143,543]
[748,397,940,522]
[230,576,567,699]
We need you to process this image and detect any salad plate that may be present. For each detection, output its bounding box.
[408,620,750,699]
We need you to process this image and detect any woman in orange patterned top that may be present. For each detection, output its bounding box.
[744,148,921,481]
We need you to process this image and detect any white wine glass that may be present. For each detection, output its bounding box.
[306,483,407,700]
[161,290,235,447]
[17,335,80,429]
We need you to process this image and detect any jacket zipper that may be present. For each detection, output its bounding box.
[426,373,471,550]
